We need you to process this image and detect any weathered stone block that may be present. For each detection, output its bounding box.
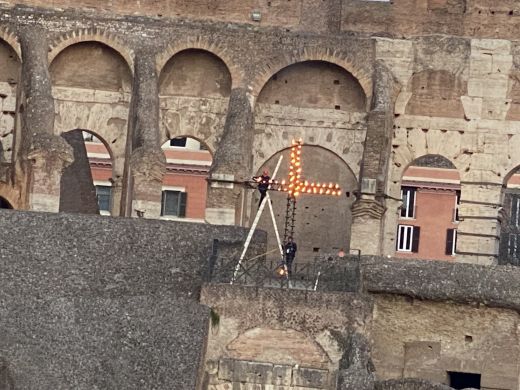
[460,96,482,120]
[0,81,13,97]
[219,359,235,381]
[472,38,511,55]
[292,367,328,388]
[394,92,412,115]
[272,365,292,386]
[2,95,16,112]
[234,360,274,384]
[492,54,513,74]
[469,54,493,77]
[0,114,13,136]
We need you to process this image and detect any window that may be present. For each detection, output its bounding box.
[446,229,457,255]
[95,185,111,214]
[161,190,187,217]
[400,187,416,218]
[170,137,187,147]
[511,194,520,228]
[397,225,420,252]
[454,190,461,222]
[507,233,520,259]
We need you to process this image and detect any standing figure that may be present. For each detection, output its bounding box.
[283,236,297,276]
[253,169,271,209]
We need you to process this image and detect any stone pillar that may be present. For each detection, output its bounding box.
[19,26,73,212]
[126,50,165,219]
[350,61,397,255]
[206,88,254,225]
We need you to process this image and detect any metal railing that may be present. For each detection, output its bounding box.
[207,240,362,292]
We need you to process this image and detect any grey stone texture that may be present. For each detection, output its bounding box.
[362,256,520,313]
[337,333,375,390]
[0,209,266,389]
[375,379,453,390]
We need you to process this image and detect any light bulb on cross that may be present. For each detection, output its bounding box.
[277,139,342,198]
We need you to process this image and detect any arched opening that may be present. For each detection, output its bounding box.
[253,146,357,261]
[159,49,231,152]
[405,70,467,118]
[59,129,114,215]
[257,61,366,111]
[396,155,461,261]
[50,42,131,217]
[159,49,231,98]
[50,41,132,92]
[0,39,20,168]
[499,166,520,265]
[160,135,212,221]
[0,196,12,209]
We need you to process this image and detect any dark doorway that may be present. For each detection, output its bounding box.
[0,197,12,209]
[448,371,481,389]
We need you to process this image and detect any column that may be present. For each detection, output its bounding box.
[206,88,254,225]
[350,61,396,255]
[19,26,73,212]
[126,50,166,218]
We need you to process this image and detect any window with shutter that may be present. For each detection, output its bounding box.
[161,190,188,217]
[445,229,456,255]
[400,187,416,219]
[397,225,417,252]
[95,185,112,214]
[411,226,420,253]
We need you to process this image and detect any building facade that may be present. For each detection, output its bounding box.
[1,0,520,264]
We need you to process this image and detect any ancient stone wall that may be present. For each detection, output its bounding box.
[7,0,520,39]
[200,284,373,390]
[202,257,520,389]
[3,1,520,262]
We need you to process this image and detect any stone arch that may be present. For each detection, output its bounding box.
[253,133,363,180]
[50,41,132,92]
[159,49,230,157]
[404,70,467,118]
[48,29,133,75]
[156,38,241,88]
[251,48,372,104]
[253,145,357,259]
[256,60,366,112]
[161,133,215,156]
[391,137,463,187]
[395,154,461,261]
[0,27,21,61]
[159,49,232,98]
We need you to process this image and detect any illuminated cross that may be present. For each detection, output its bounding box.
[231,139,343,284]
[275,139,342,198]
[268,139,342,246]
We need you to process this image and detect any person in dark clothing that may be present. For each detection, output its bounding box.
[253,169,271,209]
[283,236,297,276]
